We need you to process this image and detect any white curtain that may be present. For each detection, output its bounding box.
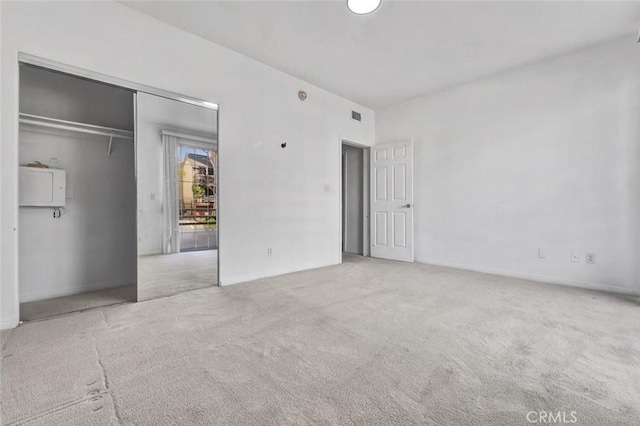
[162,134,180,254]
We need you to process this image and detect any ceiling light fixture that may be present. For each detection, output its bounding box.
[347,0,381,15]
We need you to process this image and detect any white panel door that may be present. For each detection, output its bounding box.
[371,140,413,262]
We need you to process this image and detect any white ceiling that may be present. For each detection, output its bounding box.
[122,1,640,109]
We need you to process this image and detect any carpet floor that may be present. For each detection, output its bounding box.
[1,256,639,425]
[137,250,217,301]
[20,285,136,322]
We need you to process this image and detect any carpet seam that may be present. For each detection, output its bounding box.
[94,327,123,426]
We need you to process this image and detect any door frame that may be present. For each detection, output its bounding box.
[14,53,221,323]
[340,139,370,259]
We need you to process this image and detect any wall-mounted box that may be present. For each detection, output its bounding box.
[19,166,66,207]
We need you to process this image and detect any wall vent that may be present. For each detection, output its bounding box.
[351,110,362,122]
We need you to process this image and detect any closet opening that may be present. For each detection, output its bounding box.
[18,64,137,321]
[341,141,370,259]
[16,55,220,321]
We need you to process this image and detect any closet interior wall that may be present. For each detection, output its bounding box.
[18,65,137,304]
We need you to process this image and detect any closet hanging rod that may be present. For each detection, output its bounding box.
[19,113,134,140]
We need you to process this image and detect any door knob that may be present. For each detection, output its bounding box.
[401,204,412,208]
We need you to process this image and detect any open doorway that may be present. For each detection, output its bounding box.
[342,141,370,258]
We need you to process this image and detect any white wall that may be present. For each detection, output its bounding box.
[20,65,134,130]
[376,36,640,295]
[19,130,137,302]
[1,1,374,328]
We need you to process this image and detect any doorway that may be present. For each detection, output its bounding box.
[341,142,370,257]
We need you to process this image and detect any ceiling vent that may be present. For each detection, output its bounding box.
[351,110,362,122]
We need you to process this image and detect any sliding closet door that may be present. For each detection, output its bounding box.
[136,92,218,301]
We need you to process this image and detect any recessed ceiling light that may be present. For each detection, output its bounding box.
[347,0,381,15]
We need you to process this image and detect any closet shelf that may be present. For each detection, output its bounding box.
[19,113,134,139]
[19,113,134,155]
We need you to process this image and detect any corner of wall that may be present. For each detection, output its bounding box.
[1,319,19,330]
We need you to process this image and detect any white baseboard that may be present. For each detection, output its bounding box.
[221,260,337,286]
[19,281,131,303]
[1,319,20,330]
[418,257,640,297]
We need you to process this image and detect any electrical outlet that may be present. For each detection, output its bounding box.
[267,247,273,256]
[586,252,596,264]
[571,252,581,263]
[150,193,155,201]
[324,184,331,192]
[538,248,546,259]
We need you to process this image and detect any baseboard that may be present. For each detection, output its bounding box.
[19,281,131,303]
[1,319,20,330]
[418,258,640,297]
[221,260,337,286]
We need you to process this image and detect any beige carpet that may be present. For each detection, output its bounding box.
[20,285,136,322]
[137,250,217,301]
[1,256,639,425]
